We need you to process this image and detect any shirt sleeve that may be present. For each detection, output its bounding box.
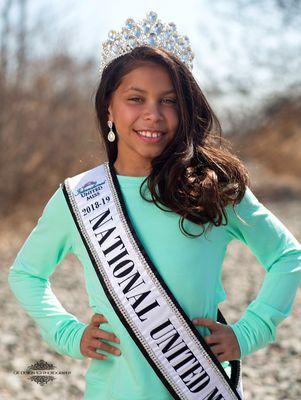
[7,185,88,359]
[225,186,301,359]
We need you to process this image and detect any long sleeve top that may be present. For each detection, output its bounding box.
[8,171,301,400]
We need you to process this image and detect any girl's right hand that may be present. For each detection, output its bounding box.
[80,313,121,360]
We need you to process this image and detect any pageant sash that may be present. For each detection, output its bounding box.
[62,162,244,400]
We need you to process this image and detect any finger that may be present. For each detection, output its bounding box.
[192,318,220,331]
[216,353,228,363]
[93,329,121,344]
[90,339,121,356]
[209,344,224,356]
[85,348,108,361]
[91,314,108,326]
[204,335,221,345]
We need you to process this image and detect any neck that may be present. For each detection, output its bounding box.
[113,158,150,177]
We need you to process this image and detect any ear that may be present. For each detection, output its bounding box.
[107,105,114,122]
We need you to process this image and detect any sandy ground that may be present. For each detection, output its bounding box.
[1,162,300,400]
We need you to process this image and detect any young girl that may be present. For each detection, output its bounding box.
[8,11,301,400]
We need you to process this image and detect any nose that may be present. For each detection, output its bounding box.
[143,102,164,122]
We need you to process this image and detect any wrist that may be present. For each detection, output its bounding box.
[73,322,89,359]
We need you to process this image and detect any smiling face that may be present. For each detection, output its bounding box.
[107,62,179,176]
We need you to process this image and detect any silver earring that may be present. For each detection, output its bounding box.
[107,120,115,142]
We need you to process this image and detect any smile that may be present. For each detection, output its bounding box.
[134,130,166,143]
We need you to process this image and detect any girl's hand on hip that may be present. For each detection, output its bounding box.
[80,313,121,360]
[192,318,241,363]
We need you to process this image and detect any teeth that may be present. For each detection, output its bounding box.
[136,130,163,138]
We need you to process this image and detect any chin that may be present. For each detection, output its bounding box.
[139,150,162,161]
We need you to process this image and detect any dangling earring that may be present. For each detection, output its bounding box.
[107,120,115,142]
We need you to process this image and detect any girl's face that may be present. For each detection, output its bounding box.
[108,62,179,175]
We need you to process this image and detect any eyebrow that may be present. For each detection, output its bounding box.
[123,86,176,95]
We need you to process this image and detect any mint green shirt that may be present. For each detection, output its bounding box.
[8,171,301,399]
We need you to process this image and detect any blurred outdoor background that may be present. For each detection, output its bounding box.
[0,0,300,399]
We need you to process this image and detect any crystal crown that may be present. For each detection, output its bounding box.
[100,11,194,76]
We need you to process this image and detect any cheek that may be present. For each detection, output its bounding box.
[114,108,138,134]
[118,106,141,127]
[166,109,179,131]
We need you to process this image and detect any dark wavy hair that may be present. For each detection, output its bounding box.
[94,46,250,238]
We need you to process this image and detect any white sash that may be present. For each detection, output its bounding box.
[62,161,244,400]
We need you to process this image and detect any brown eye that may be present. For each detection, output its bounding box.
[162,98,176,104]
[129,97,143,102]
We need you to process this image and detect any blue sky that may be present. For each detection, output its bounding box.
[30,0,205,67]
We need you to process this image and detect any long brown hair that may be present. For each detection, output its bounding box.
[95,46,250,238]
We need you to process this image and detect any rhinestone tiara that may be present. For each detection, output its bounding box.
[99,11,194,76]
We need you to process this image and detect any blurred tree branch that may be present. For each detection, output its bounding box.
[0,0,13,87]
[196,0,301,135]
[16,0,28,88]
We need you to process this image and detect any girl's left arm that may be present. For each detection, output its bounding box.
[225,186,301,359]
